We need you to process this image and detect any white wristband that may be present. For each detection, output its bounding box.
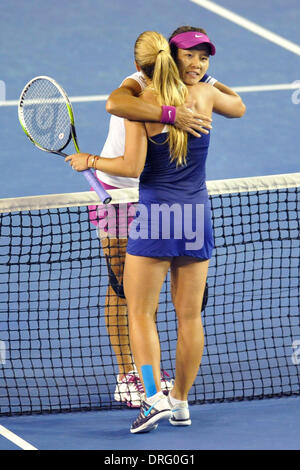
[205,75,217,86]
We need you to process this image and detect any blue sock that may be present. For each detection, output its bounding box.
[141,365,157,398]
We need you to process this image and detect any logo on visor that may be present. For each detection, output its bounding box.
[195,34,203,38]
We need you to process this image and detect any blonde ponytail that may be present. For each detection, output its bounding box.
[134,31,188,166]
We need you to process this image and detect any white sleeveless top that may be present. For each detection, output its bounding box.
[96,72,147,188]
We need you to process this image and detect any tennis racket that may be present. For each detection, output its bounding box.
[18,76,112,204]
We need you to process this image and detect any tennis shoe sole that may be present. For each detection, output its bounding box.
[169,416,192,426]
[130,409,171,434]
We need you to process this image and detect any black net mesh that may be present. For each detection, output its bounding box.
[0,178,299,416]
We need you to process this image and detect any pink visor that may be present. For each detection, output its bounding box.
[170,32,216,55]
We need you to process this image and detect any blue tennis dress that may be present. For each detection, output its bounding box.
[126,130,214,259]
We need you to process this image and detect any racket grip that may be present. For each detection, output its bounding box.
[82,169,112,204]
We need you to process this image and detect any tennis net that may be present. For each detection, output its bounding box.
[0,172,299,416]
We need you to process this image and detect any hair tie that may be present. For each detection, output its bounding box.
[158,50,164,54]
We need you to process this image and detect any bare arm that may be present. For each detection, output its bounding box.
[212,85,246,118]
[65,120,148,178]
[106,78,212,137]
[203,76,245,116]
[213,80,240,97]
[106,79,162,122]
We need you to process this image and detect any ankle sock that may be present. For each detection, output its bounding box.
[147,391,165,404]
[169,394,188,408]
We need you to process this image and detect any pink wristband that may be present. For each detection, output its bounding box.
[160,105,176,124]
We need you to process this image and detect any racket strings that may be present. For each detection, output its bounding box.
[21,79,71,151]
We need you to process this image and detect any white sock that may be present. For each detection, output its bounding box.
[169,394,188,407]
[147,391,165,404]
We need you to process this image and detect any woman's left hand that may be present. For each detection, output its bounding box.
[65,153,91,171]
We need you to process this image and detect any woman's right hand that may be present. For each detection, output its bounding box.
[175,105,212,137]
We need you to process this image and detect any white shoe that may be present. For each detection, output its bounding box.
[130,393,171,434]
[114,370,143,408]
[160,371,173,394]
[168,395,191,426]
[114,369,173,407]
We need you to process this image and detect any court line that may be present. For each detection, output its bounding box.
[189,0,300,56]
[233,82,300,93]
[0,94,109,107]
[0,424,38,450]
[0,83,299,107]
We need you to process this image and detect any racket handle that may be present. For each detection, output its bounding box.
[82,169,112,204]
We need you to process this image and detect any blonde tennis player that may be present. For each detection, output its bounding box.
[88,25,242,411]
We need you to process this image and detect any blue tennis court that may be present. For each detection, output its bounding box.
[0,0,299,452]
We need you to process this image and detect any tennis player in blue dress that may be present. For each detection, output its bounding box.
[67,30,245,433]
[126,126,214,260]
